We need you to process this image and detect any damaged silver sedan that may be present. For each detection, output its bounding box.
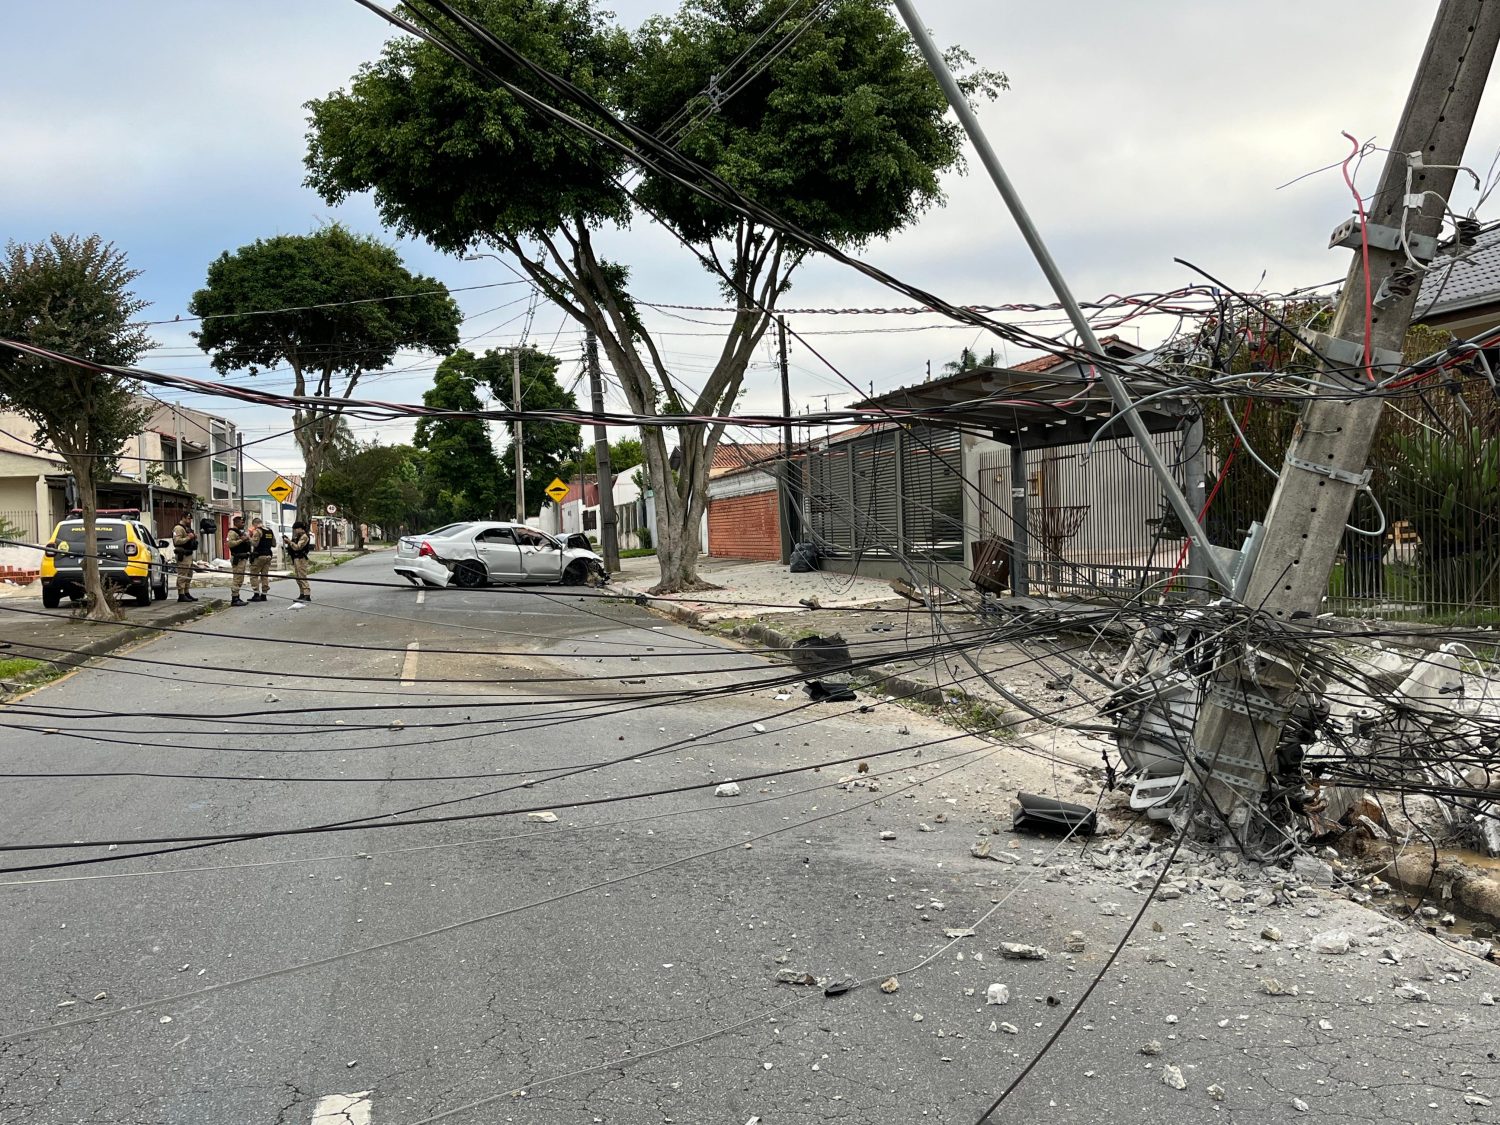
[393,521,609,588]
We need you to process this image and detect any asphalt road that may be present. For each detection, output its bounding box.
[2,555,1499,1124]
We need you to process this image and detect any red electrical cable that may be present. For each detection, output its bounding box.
[1340,131,1377,381]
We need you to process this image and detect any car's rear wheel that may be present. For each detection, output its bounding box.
[41,584,61,609]
[132,582,152,606]
[453,560,487,588]
[153,577,168,600]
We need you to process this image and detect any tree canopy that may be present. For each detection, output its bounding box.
[414,349,504,521]
[305,0,1002,590]
[0,234,153,619]
[188,224,463,518]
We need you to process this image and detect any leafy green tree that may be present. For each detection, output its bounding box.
[314,441,421,548]
[494,346,582,517]
[562,435,645,479]
[415,349,504,520]
[188,224,463,520]
[305,0,1002,591]
[942,346,1000,375]
[0,235,152,620]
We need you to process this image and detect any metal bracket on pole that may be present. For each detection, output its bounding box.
[1299,330,1404,376]
[1328,217,1438,261]
[1283,455,1372,488]
[1204,682,1287,725]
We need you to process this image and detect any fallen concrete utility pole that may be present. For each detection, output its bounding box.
[890,0,1233,594]
[1190,0,1500,840]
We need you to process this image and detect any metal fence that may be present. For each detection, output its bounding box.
[797,426,1185,594]
[1214,441,1500,624]
[796,418,1500,620]
[801,424,964,562]
[0,510,40,543]
[971,433,1187,597]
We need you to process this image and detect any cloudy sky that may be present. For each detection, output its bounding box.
[5,0,1495,474]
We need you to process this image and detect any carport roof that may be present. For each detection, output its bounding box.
[856,360,1193,449]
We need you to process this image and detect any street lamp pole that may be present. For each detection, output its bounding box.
[512,345,525,521]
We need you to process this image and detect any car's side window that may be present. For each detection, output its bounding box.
[475,528,515,544]
[514,529,546,547]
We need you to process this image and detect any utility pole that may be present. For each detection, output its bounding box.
[512,347,525,522]
[1191,0,1500,834]
[586,328,620,571]
[778,316,799,566]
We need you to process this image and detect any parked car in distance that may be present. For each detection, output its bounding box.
[394,521,608,589]
[41,513,170,608]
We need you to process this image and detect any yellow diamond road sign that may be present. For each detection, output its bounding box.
[544,477,570,504]
[266,475,295,504]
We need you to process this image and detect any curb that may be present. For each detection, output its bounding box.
[6,601,210,681]
[616,582,1019,732]
[1360,843,1500,935]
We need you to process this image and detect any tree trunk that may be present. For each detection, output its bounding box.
[66,454,121,622]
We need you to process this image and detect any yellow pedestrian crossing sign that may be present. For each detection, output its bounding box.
[266,475,295,504]
[544,477,570,504]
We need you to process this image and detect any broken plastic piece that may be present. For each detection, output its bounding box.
[1011,792,1097,837]
[804,679,856,703]
[822,976,857,997]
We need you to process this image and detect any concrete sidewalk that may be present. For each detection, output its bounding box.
[613,555,1118,769]
[0,590,213,692]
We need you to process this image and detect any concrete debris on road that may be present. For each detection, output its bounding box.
[1161,1065,1187,1091]
[714,782,742,797]
[998,942,1047,960]
[985,983,1009,1005]
[1207,1084,1225,1102]
[774,969,819,987]
[1310,930,1353,955]
[526,811,558,823]
[1063,931,1086,953]
[879,830,896,840]
[1140,1040,1162,1056]
[879,976,900,993]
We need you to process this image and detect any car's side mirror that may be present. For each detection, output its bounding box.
[157,539,170,549]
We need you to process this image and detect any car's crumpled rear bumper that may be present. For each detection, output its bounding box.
[393,555,453,587]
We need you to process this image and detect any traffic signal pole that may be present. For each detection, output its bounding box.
[1190,0,1500,833]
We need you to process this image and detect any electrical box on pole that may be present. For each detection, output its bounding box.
[1191,0,1500,835]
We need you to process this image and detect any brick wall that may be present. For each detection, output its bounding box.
[708,490,781,561]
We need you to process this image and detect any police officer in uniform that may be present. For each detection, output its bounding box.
[226,514,251,606]
[287,520,313,601]
[248,516,275,601]
[171,514,198,602]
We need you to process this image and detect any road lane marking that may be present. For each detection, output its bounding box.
[310,1091,372,1124]
[400,642,420,686]
[416,588,425,605]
